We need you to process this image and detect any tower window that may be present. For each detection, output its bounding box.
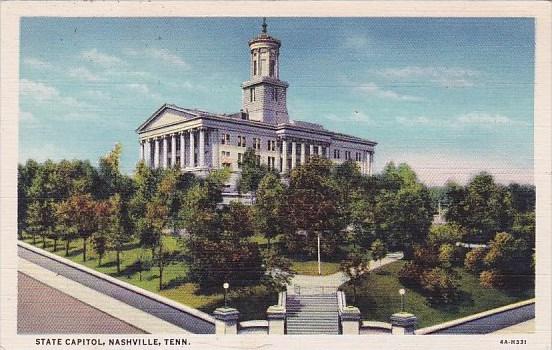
[250,87,255,102]
[269,60,275,77]
[253,60,257,75]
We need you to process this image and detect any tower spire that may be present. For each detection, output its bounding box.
[262,17,267,33]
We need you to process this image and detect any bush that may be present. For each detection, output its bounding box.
[398,261,424,288]
[464,247,487,274]
[421,267,459,304]
[480,269,503,289]
[438,243,455,269]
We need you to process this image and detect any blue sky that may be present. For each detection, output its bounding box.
[19,17,534,186]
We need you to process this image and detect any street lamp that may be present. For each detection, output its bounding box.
[399,288,406,312]
[223,282,229,308]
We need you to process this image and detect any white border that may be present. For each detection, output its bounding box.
[1,2,550,349]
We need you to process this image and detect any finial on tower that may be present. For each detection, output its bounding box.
[262,17,267,33]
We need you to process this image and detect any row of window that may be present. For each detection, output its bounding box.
[248,86,280,103]
[333,149,364,161]
[252,59,276,77]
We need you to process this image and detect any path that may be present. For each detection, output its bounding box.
[287,252,403,295]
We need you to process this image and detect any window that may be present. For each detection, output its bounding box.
[221,133,230,145]
[269,60,274,77]
[237,153,243,168]
[238,135,247,147]
[222,162,231,168]
[267,140,276,151]
[268,156,276,169]
[333,149,341,159]
[355,152,362,161]
[250,88,255,102]
[253,60,257,75]
[256,155,261,166]
[345,151,351,160]
[253,137,261,150]
[221,151,230,158]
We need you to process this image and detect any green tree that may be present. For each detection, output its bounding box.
[238,148,270,193]
[427,223,465,247]
[512,212,535,248]
[507,183,535,213]
[286,156,344,268]
[92,200,112,266]
[464,247,487,274]
[340,248,370,304]
[18,160,39,239]
[253,172,287,248]
[370,239,387,266]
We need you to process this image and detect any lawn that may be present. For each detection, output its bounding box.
[19,235,276,321]
[339,261,535,328]
[291,260,341,276]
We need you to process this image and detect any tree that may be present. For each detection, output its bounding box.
[512,212,535,248]
[370,239,387,266]
[340,248,370,304]
[136,249,153,281]
[92,200,112,266]
[446,173,514,243]
[18,160,39,239]
[55,199,79,256]
[144,196,171,290]
[482,231,532,288]
[286,156,345,272]
[253,172,287,248]
[427,223,464,247]
[464,247,486,274]
[57,193,98,262]
[421,267,459,304]
[238,148,270,193]
[507,183,535,213]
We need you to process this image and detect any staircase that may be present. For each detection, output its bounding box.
[286,293,340,335]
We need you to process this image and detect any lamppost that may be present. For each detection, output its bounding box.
[223,282,229,308]
[399,288,406,312]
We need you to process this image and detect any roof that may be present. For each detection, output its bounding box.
[137,104,377,146]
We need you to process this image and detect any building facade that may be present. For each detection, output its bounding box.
[136,20,377,183]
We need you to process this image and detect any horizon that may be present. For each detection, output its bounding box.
[19,17,535,186]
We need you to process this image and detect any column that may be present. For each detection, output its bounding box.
[300,142,306,165]
[213,308,240,335]
[390,313,417,335]
[369,151,374,175]
[189,130,195,168]
[212,129,219,168]
[139,141,144,162]
[162,136,168,169]
[180,132,185,170]
[291,141,297,169]
[154,138,160,168]
[309,144,314,159]
[317,145,322,157]
[171,134,177,167]
[340,306,361,335]
[199,128,205,168]
[267,305,286,335]
[281,139,288,173]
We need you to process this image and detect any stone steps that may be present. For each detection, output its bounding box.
[285,293,340,335]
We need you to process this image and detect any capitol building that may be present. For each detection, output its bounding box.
[136,20,377,185]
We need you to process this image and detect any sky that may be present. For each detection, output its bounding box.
[19,17,535,186]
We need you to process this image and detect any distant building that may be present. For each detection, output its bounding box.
[136,19,377,187]
[432,201,447,225]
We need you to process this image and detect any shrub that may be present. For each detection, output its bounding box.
[464,247,487,274]
[438,243,455,269]
[421,267,459,304]
[480,269,503,288]
[398,261,424,288]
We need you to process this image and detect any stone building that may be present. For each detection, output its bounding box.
[136,19,377,186]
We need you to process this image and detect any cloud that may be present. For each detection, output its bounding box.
[23,57,52,69]
[343,35,371,50]
[355,82,422,101]
[375,66,480,88]
[395,112,529,129]
[68,67,103,82]
[325,110,372,124]
[20,78,92,109]
[126,83,150,95]
[455,112,527,127]
[125,47,189,69]
[80,48,123,67]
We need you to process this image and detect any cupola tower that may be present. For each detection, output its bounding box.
[241,18,289,124]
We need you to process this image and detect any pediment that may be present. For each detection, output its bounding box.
[137,105,196,132]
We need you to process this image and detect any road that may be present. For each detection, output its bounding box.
[18,245,215,334]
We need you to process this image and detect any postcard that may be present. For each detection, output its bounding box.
[1,1,550,350]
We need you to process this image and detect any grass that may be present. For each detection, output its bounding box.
[340,261,535,328]
[291,260,341,276]
[20,234,276,321]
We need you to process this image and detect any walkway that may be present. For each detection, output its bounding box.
[287,252,403,295]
